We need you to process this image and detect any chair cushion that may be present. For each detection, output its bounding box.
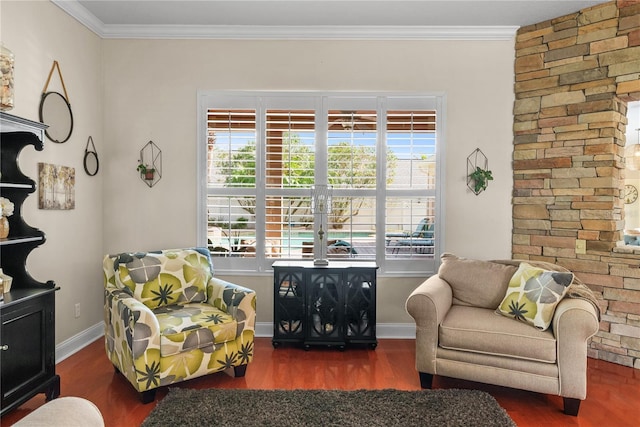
[438,253,518,309]
[113,248,212,309]
[439,305,557,363]
[154,302,238,357]
[496,262,573,331]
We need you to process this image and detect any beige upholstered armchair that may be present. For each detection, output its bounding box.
[103,248,256,403]
[406,254,599,416]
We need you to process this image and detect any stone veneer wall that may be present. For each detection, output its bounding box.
[513,0,640,369]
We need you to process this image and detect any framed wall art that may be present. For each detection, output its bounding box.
[38,162,75,210]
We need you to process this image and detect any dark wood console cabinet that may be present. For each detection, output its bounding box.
[1,112,59,416]
[272,261,377,350]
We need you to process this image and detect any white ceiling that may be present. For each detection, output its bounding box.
[52,0,609,40]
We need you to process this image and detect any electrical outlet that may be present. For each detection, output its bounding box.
[74,303,81,318]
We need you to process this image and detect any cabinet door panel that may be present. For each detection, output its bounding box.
[1,304,46,401]
[306,272,343,341]
[345,270,376,339]
[274,270,305,339]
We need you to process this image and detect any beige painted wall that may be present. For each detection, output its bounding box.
[1,1,104,344]
[2,0,517,340]
[102,38,516,324]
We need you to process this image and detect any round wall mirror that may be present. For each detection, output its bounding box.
[84,151,99,176]
[84,136,99,176]
[39,91,73,143]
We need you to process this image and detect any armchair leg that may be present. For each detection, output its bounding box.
[234,364,248,377]
[419,372,433,389]
[140,389,157,404]
[563,397,581,416]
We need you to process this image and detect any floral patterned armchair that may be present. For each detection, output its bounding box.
[102,248,256,403]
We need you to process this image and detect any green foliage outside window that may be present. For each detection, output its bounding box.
[213,132,397,228]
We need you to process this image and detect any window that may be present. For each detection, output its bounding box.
[624,101,640,246]
[197,92,444,275]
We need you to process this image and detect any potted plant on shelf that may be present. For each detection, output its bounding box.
[468,166,493,195]
[137,161,155,180]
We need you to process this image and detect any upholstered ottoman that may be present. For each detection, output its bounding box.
[13,397,104,426]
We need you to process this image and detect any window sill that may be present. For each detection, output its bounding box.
[612,244,640,255]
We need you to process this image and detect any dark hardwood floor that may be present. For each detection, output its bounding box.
[2,338,639,426]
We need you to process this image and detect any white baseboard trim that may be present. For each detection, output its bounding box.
[255,322,416,339]
[377,323,416,339]
[56,322,415,363]
[56,322,104,363]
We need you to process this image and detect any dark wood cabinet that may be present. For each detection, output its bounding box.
[1,289,58,411]
[272,261,377,350]
[0,112,59,416]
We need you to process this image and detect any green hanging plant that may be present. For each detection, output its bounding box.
[469,166,493,194]
[137,160,155,180]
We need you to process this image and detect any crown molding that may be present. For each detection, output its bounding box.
[100,24,518,40]
[52,0,518,41]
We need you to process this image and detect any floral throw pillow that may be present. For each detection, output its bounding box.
[496,262,573,331]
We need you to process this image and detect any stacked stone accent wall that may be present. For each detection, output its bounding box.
[513,0,640,368]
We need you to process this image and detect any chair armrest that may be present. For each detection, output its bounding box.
[207,277,257,330]
[552,297,599,399]
[405,275,453,374]
[406,275,453,325]
[104,288,161,392]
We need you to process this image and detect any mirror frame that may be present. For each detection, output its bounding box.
[84,150,99,176]
[39,91,74,143]
[83,135,99,176]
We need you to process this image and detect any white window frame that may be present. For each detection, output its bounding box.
[624,101,640,247]
[197,91,446,276]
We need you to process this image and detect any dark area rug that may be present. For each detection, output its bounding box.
[141,388,516,427]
